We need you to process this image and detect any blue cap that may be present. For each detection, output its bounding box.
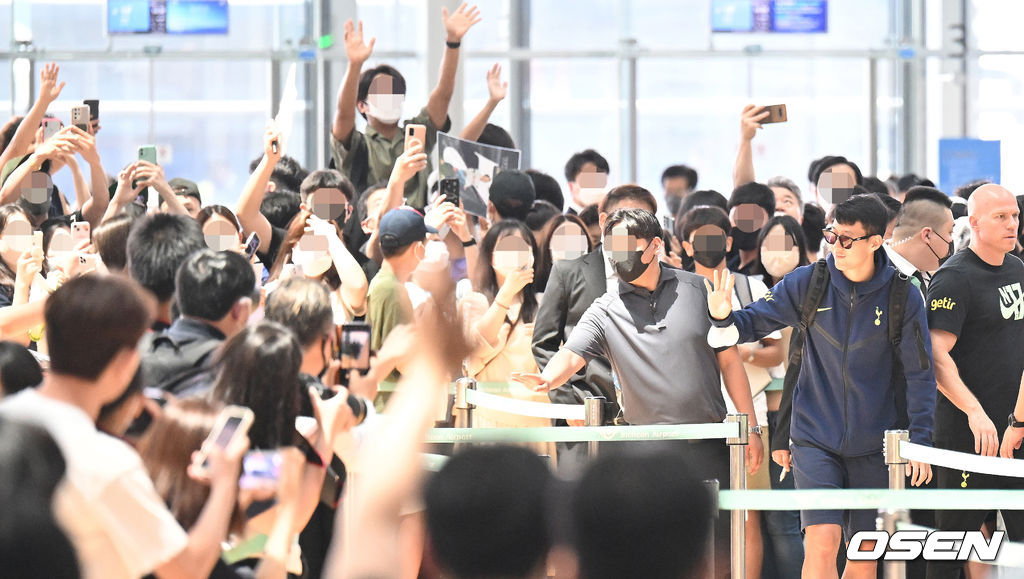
[379,206,437,251]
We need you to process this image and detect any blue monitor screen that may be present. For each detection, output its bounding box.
[712,0,827,34]
[108,0,152,34]
[107,0,228,35]
[166,0,228,35]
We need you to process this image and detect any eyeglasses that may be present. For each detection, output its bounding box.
[822,228,873,250]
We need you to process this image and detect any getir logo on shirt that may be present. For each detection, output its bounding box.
[930,297,956,311]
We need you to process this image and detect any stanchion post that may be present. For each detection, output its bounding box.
[725,413,748,579]
[702,478,720,579]
[882,429,910,579]
[584,396,604,460]
[453,378,476,451]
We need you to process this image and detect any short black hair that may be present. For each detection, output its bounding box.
[680,189,728,216]
[802,203,826,250]
[46,275,154,381]
[680,205,731,242]
[897,173,934,192]
[869,190,902,220]
[564,149,610,183]
[127,213,206,303]
[175,249,256,322]
[0,341,42,396]
[425,446,553,579]
[263,277,333,348]
[728,182,776,216]
[525,200,561,232]
[599,185,657,215]
[356,181,389,222]
[299,169,355,203]
[903,186,951,208]
[861,176,891,196]
[954,179,989,200]
[661,164,699,189]
[260,192,301,230]
[809,155,864,186]
[249,155,308,194]
[603,208,662,241]
[833,194,889,238]
[578,204,599,227]
[572,452,713,579]
[477,123,516,149]
[356,65,407,120]
[526,169,564,211]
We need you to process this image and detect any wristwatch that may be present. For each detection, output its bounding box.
[749,425,763,436]
[1008,413,1024,429]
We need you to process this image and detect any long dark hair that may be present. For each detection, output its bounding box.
[266,208,343,290]
[197,204,243,234]
[534,213,591,292]
[755,215,811,287]
[0,204,29,295]
[209,321,303,449]
[136,398,246,534]
[474,220,539,325]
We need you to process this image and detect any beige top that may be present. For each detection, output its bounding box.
[458,292,555,461]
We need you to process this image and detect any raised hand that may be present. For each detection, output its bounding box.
[496,267,534,304]
[343,19,376,65]
[703,268,735,321]
[15,247,43,289]
[442,3,482,42]
[134,160,168,191]
[390,140,427,185]
[263,124,283,164]
[486,63,507,103]
[740,104,770,142]
[38,62,65,105]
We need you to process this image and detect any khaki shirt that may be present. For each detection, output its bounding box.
[330,106,450,209]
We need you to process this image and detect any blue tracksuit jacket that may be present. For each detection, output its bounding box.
[716,251,936,456]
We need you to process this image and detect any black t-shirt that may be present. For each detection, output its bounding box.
[926,248,1024,444]
[256,224,288,271]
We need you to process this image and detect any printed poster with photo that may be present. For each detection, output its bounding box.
[434,131,521,218]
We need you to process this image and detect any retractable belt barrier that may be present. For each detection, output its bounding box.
[463,388,587,421]
[423,423,739,443]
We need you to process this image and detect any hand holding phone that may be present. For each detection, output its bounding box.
[71,221,90,245]
[244,232,261,260]
[760,104,787,124]
[192,405,254,478]
[335,322,372,371]
[440,178,460,206]
[70,105,90,132]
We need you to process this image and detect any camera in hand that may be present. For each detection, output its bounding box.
[313,381,368,426]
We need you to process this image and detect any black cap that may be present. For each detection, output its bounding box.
[168,177,202,204]
[489,170,535,221]
[379,207,437,251]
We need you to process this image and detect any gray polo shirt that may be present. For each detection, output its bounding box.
[563,264,728,425]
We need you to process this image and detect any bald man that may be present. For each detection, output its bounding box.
[885,186,955,290]
[925,184,1024,579]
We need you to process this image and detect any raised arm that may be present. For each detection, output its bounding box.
[365,141,427,264]
[459,63,507,142]
[332,20,375,144]
[425,3,481,129]
[73,128,110,228]
[236,127,282,253]
[103,163,144,223]
[0,128,78,206]
[732,105,768,190]
[308,215,369,316]
[0,62,64,170]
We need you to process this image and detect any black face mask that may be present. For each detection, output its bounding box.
[692,247,728,269]
[609,248,650,283]
[926,233,955,268]
[731,227,761,251]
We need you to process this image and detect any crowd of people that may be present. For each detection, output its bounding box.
[2,5,1024,579]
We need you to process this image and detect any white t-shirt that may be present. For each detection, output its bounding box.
[0,389,188,579]
[720,275,782,427]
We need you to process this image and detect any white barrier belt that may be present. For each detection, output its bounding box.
[422,453,449,472]
[465,388,587,421]
[717,489,1024,511]
[900,441,1024,479]
[897,521,1024,568]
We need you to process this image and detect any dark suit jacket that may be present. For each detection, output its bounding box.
[532,247,619,422]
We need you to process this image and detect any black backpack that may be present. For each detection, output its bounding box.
[771,260,919,454]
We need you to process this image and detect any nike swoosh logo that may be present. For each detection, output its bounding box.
[817,307,831,312]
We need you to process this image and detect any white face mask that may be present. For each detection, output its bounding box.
[761,247,801,279]
[366,94,405,124]
[578,186,608,207]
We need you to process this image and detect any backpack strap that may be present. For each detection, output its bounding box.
[888,271,911,429]
[772,259,830,454]
[734,272,753,307]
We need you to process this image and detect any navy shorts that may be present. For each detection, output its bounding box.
[791,443,888,539]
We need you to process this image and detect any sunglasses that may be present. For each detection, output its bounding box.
[822,228,873,250]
